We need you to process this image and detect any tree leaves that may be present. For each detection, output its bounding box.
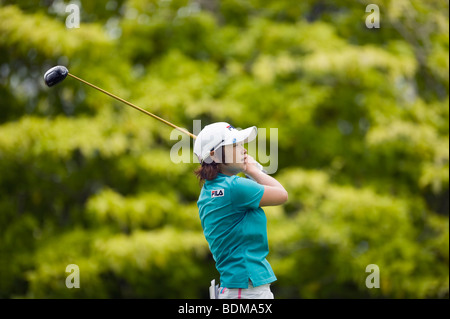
[0,0,448,298]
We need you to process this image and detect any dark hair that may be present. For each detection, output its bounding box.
[194,161,221,183]
[194,146,226,184]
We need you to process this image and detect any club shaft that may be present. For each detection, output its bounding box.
[67,73,197,139]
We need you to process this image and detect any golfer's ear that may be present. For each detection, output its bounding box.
[209,150,216,162]
[259,186,288,207]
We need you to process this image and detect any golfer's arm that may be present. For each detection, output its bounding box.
[246,170,288,206]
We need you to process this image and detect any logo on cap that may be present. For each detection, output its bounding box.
[226,125,235,131]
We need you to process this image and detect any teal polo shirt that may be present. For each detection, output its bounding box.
[197,173,277,288]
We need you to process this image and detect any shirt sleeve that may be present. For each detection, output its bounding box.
[231,176,265,211]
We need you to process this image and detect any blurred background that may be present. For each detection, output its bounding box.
[0,0,448,298]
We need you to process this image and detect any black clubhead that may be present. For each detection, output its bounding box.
[44,66,69,87]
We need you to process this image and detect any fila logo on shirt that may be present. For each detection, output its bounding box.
[211,189,225,198]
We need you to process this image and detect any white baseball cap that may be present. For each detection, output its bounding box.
[194,122,258,163]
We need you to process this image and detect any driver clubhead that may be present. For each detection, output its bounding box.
[44,65,69,87]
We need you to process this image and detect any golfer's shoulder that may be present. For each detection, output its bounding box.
[229,174,244,186]
[230,175,261,191]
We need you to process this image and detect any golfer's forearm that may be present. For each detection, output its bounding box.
[247,170,286,190]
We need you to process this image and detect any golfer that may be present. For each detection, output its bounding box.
[194,122,288,299]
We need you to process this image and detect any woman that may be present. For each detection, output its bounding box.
[193,122,288,299]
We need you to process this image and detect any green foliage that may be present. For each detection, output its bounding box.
[0,0,448,298]
[270,169,448,298]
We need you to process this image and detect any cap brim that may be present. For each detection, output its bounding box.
[223,126,258,145]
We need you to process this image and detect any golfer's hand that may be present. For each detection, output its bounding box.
[243,154,261,176]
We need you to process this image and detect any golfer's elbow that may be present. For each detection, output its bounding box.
[260,186,289,207]
[274,188,288,206]
[281,189,289,204]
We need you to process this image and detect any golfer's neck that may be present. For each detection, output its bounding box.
[219,164,241,177]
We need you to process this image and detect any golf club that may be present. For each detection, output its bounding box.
[44,65,197,139]
[44,65,266,175]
